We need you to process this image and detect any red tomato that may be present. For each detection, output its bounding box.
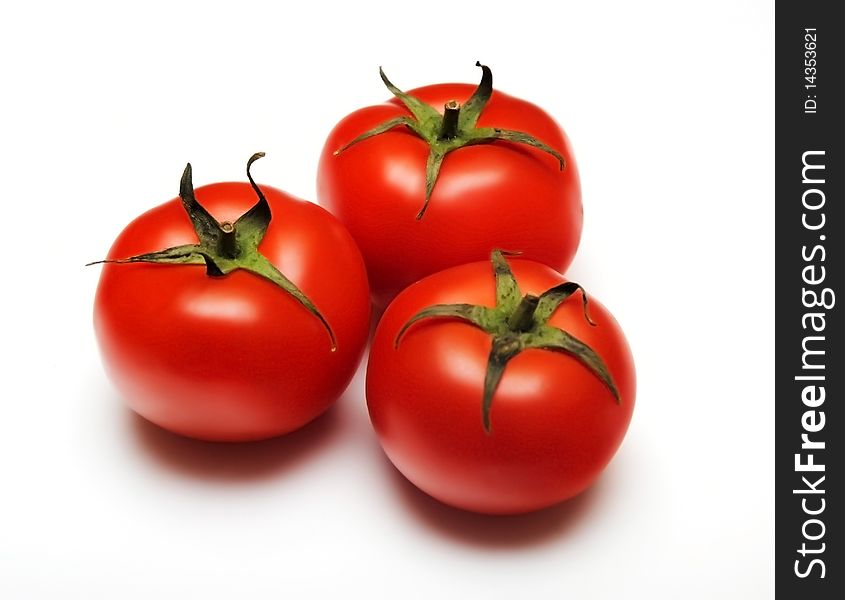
[318,64,582,308]
[94,158,370,441]
[366,253,634,514]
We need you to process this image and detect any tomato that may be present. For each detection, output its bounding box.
[318,63,582,308]
[366,251,634,514]
[93,155,370,442]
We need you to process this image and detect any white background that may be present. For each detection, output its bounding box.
[0,1,773,598]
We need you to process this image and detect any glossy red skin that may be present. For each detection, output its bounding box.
[367,259,635,515]
[318,83,582,308]
[94,182,370,442]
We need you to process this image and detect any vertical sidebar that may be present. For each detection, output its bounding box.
[775,3,841,598]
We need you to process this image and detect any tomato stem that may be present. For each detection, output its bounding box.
[219,221,239,259]
[438,100,461,140]
[507,294,540,332]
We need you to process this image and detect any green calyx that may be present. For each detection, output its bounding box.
[395,250,620,434]
[334,62,566,220]
[89,153,337,352]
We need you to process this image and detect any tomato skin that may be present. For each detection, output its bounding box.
[366,259,634,514]
[318,82,582,308]
[94,182,370,442]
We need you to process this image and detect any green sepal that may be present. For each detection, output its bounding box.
[458,61,492,130]
[534,282,594,326]
[490,249,522,315]
[379,67,442,126]
[419,148,446,219]
[240,253,337,351]
[89,154,337,352]
[524,327,620,403]
[394,249,620,433]
[468,127,565,170]
[395,303,495,348]
[482,336,522,433]
[88,244,205,267]
[334,63,567,219]
[178,163,225,246]
[333,116,418,157]
[233,152,271,250]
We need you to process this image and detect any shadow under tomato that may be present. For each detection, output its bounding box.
[382,456,604,549]
[367,301,386,341]
[127,403,343,483]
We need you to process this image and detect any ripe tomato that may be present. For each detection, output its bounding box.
[318,63,582,308]
[93,155,370,442]
[366,252,634,514]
